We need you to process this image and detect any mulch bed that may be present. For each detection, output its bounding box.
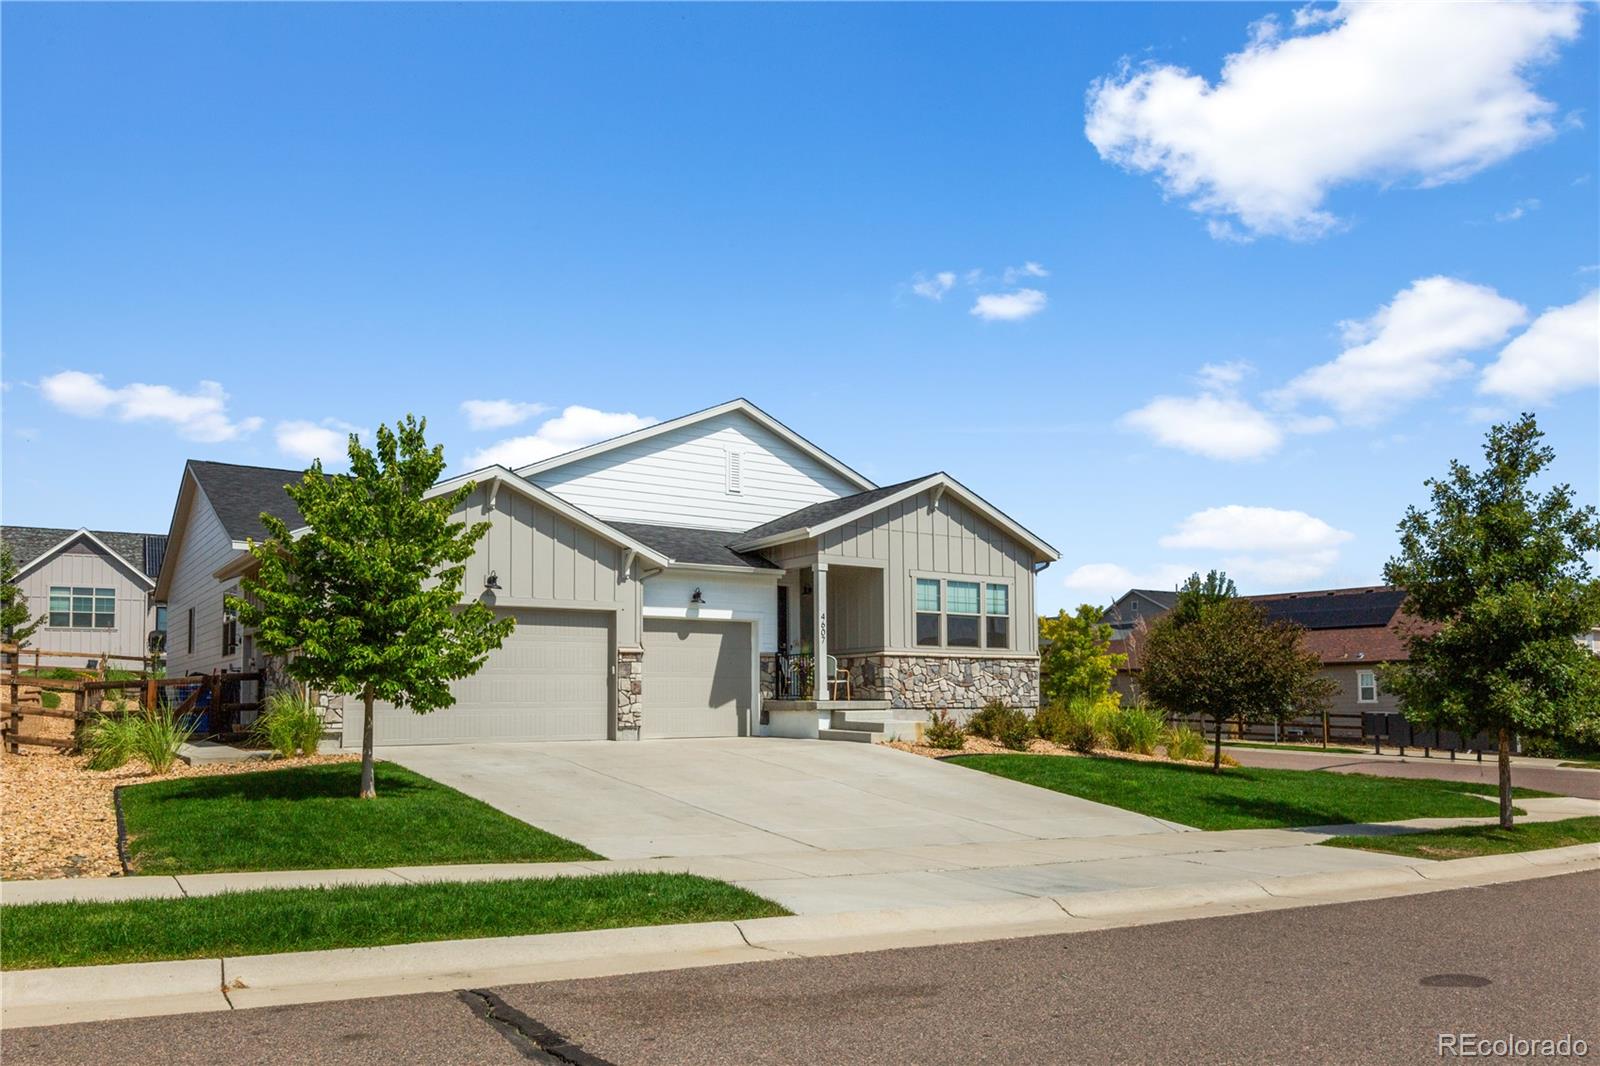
[1,749,359,881]
[885,734,1232,767]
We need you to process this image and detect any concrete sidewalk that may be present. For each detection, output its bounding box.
[5,796,1592,913]
[5,845,1596,1031]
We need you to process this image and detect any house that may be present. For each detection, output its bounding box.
[1106,585,1412,741]
[0,525,168,661]
[153,399,1059,745]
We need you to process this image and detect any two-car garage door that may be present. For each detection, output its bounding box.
[360,608,612,745]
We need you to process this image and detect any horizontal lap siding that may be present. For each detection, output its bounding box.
[529,411,860,529]
[821,490,1037,655]
[643,572,779,653]
[166,490,244,676]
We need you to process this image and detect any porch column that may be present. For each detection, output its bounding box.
[813,562,828,700]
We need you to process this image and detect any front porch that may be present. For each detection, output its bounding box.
[763,698,921,744]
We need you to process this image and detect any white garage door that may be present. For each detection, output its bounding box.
[356,608,612,745]
[642,618,752,739]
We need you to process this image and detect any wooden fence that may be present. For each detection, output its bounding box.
[1165,710,1367,747]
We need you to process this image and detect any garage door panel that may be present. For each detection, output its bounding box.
[362,608,611,745]
[642,618,751,739]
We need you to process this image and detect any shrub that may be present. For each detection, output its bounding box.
[1060,697,1104,754]
[82,709,141,771]
[1107,704,1165,756]
[1032,702,1071,745]
[965,699,1014,741]
[923,709,966,750]
[998,716,1035,751]
[1164,723,1207,762]
[130,710,195,775]
[251,691,325,759]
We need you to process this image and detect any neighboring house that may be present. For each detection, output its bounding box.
[1102,588,1177,641]
[154,399,1059,745]
[1106,585,1412,740]
[0,525,168,661]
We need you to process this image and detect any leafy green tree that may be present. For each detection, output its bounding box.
[1383,414,1600,827]
[1038,605,1125,706]
[1,544,44,648]
[1170,569,1238,627]
[1141,578,1334,771]
[232,416,515,798]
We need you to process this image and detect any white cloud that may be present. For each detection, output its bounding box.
[1479,290,1600,402]
[1085,2,1584,239]
[1003,261,1050,284]
[1494,198,1541,222]
[38,371,262,442]
[460,399,550,431]
[1121,393,1283,461]
[1160,504,1354,586]
[1274,276,1528,423]
[1062,562,1194,605]
[970,289,1048,322]
[274,419,366,464]
[462,405,656,469]
[910,271,957,301]
[1196,360,1251,389]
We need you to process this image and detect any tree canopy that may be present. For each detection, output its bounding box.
[1038,605,1125,707]
[1383,413,1600,826]
[233,415,515,798]
[1,545,44,648]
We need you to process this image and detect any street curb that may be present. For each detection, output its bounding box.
[4,847,1597,1030]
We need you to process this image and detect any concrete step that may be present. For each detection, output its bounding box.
[818,727,881,744]
[820,718,924,744]
[829,708,897,726]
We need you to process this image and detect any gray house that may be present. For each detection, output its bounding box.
[154,399,1059,745]
[1,525,168,661]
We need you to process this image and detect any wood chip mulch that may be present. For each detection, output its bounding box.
[885,735,1231,767]
[1,749,359,882]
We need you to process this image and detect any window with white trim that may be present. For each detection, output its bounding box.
[914,577,1012,650]
[1356,669,1378,704]
[48,586,114,628]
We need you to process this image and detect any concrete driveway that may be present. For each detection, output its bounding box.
[382,738,1181,861]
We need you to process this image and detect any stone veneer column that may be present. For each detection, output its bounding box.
[847,654,1039,721]
[615,649,643,740]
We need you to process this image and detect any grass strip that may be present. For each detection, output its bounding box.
[1322,816,1600,860]
[119,762,600,873]
[947,753,1543,831]
[1,873,789,970]
[1223,742,1368,755]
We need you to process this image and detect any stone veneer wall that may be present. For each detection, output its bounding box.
[841,654,1039,719]
[615,649,643,740]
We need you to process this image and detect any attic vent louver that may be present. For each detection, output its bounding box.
[726,450,743,495]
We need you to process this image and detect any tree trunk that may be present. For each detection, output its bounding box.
[360,685,376,800]
[1497,726,1513,829]
[1212,715,1224,773]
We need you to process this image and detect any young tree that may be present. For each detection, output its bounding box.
[1038,605,1125,706]
[232,416,516,799]
[1383,414,1600,828]
[1,545,44,648]
[1169,568,1238,627]
[1141,576,1334,771]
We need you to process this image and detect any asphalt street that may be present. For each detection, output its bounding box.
[7,871,1597,1065]
[1224,747,1600,800]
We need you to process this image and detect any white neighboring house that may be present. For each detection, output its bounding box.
[1,526,167,662]
[153,399,1059,745]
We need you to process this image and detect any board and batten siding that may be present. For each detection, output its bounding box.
[813,489,1039,656]
[165,489,246,676]
[455,484,643,648]
[15,540,155,660]
[529,410,862,530]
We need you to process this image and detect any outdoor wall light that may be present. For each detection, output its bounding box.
[690,587,705,605]
[484,571,501,590]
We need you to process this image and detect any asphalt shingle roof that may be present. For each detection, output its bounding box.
[187,460,309,542]
[736,475,936,543]
[1,525,167,580]
[608,523,779,570]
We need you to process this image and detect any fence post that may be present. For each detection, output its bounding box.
[145,677,157,713]
[211,673,224,734]
[1322,710,1330,751]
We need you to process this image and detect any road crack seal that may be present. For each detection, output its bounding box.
[459,989,617,1065]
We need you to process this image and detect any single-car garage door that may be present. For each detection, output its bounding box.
[356,608,612,745]
[642,618,752,739]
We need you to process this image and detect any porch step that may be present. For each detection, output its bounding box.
[819,717,924,744]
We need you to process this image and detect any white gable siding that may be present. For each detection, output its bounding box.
[165,488,245,676]
[529,411,861,531]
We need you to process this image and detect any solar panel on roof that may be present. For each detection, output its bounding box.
[1254,590,1406,629]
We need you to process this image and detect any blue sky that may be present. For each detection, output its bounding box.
[3,2,1597,615]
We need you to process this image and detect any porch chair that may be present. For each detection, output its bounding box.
[825,655,851,700]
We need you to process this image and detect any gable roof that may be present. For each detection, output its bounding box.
[2,526,166,586]
[1107,588,1179,615]
[186,460,307,543]
[608,522,779,571]
[514,398,877,492]
[731,472,1060,563]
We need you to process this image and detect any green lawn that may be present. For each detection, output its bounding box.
[0,874,789,969]
[1558,760,1600,770]
[946,754,1548,831]
[1223,741,1367,755]
[1323,816,1600,861]
[119,762,600,873]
